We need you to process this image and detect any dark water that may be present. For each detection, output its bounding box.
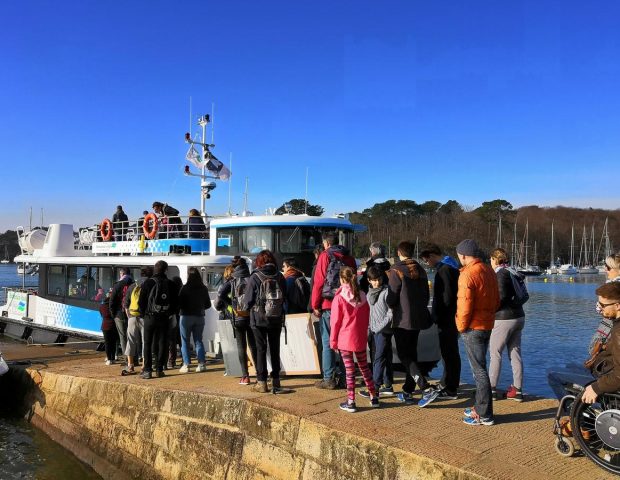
[0,264,101,479]
[433,273,604,398]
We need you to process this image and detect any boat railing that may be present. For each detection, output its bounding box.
[88,215,210,244]
[0,286,38,308]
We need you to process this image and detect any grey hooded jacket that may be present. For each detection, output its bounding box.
[367,285,392,333]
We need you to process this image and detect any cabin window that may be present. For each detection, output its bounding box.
[242,228,273,254]
[215,228,239,255]
[90,266,114,302]
[279,228,301,253]
[47,265,65,296]
[199,268,224,292]
[67,266,90,299]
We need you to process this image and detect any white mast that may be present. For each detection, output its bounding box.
[304,167,309,215]
[242,177,249,216]
[550,221,555,267]
[227,153,233,216]
[570,223,575,265]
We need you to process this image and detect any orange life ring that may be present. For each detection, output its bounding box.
[143,213,159,239]
[100,218,113,242]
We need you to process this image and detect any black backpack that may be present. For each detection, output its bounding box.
[254,271,284,319]
[507,268,529,306]
[289,275,311,313]
[322,251,345,299]
[147,277,171,316]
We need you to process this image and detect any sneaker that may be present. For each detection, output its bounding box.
[396,392,415,404]
[379,386,395,396]
[315,378,337,390]
[436,389,458,400]
[506,385,523,402]
[418,387,440,408]
[105,359,113,366]
[155,370,165,378]
[140,370,152,379]
[339,401,357,413]
[239,376,251,385]
[195,363,206,373]
[167,362,175,369]
[370,397,380,408]
[463,407,475,418]
[491,389,498,401]
[179,364,189,374]
[463,415,495,426]
[358,390,371,398]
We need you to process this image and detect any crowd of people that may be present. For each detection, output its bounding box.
[108,202,207,241]
[98,231,620,426]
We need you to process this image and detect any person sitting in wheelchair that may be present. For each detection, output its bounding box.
[548,282,620,405]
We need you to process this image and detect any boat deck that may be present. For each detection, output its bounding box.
[1,340,615,480]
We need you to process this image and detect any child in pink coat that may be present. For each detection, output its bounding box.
[330,266,378,412]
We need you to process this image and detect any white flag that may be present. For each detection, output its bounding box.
[185,144,202,169]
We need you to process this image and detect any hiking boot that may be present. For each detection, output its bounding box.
[239,376,251,385]
[315,378,337,390]
[179,364,190,374]
[418,387,440,408]
[155,370,165,378]
[140,370,152,380]
[253,381,268,393]
[339,401,357,413]
[370,397,380,408]
[506,385,523,402]
[195,363,206,373]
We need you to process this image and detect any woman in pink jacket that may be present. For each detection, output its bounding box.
[330,266,379,412]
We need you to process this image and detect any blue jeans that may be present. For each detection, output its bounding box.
[547,363,594,403]
[320,310,344,381]
[461,329,493,420]
[180,315,206,365]
[373,330,394,388]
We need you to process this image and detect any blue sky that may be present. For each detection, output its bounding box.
[1,1,619,231]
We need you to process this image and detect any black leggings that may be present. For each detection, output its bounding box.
[143,316,170,373]
[251,326,282,382]
[102,328,118,361]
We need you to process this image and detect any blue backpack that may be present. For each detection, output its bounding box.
[322,251,345,300]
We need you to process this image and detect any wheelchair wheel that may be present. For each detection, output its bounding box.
[554,437,575,457]
[571,392,620,474]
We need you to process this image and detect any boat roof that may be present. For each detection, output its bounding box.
[14,253,234,267]
[210,214,365,231]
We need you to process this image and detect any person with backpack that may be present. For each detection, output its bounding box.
[418,244,461,405]
[386,240,435,404]
[243,250,287,393]
[489,248,528,402]
[109,267,134,361]
[359,265,394,399]
[330,266,379,412]
[311,232,357,390]
[282,257,311,314]
[215,257,257,385]
[178,267,211,373]
[137,260,180,379]
[122,266,152,375]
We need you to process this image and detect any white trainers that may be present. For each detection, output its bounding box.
[179,364,190,373]
[195,363,206,373]
[105,359,113,366]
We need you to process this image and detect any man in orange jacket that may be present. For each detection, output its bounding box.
[456,239,500,426]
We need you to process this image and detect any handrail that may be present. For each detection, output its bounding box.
[91,215,210,242]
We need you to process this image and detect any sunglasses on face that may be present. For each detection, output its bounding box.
[598,300,619,309]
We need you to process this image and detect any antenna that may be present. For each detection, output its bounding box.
[29,207,32,231]
[304,167,309,214]
[211,102,215,145]
[243,177,249,216]
[189,96,192,138]
[227,153,233,216]
[40,208,43,228]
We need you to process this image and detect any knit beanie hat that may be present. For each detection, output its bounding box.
[456,239,479,257]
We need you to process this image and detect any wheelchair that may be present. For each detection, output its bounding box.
[553,383,620,474]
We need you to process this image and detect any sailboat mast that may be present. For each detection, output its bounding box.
[550,221,555,266]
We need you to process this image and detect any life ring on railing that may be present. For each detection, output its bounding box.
[143,213,159,239]
[100,218,113,242]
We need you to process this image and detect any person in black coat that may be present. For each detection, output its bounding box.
[421,244,461,399]
[109,267,134,358]
[138,260,180,379]
[359,242,391,294]
[152,201,182,238]
[178,267,211,372]
[112,205,129,241]
[187,208,207,239]
[243,250,287,393]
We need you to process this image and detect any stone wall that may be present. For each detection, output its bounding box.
[10,369,472,480]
